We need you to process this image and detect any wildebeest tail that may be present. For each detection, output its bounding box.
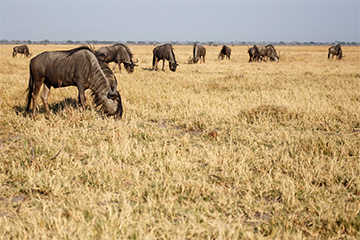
[327,49,331,59]
[152,51,156,68]
[26,65,34,112]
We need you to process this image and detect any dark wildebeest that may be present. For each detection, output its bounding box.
[248,45,260,62]
[218,45,231,60]
[26,46,123,118]
[152,44,178,72]
[328,44,342,60]
[257,45,280,62]
[13,45,31,57]
[189,44,206,64]
[95,44,138,73]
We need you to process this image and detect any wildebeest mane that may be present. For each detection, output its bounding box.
[169,45,176,61]
[113,43,133,59]
[97,60,117,91]
[193,44,198,58]
[91,59,122,114]
[65,45,95,57]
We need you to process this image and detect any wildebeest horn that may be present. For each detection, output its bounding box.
[113,78,118,90]
[133,59,139,63]
[107,88,119,99]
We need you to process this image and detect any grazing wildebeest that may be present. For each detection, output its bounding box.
[13,45,31,57]
[26,46,123,118]
[248,45,260,62]
[95,44,138,73]
[189,44,206,64]
[257,45,280,62]
[152,44,178,72]
[218,45,231,60]
[328,44,342,60]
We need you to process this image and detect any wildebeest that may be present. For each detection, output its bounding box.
[152,44,178,72]
[26,46,123,118]
[218,45,231,60]
[95,44,138,73]
[257,45,280,62]
[248,45,260,62]
[328,44,342,60]
[189,44,206,64]
[13,45,31,57]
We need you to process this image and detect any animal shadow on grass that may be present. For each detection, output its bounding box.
[14,98,80,117]
[141,67,155,72]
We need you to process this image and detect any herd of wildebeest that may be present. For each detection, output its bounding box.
[11,43,344,118]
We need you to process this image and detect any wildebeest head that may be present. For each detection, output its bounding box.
[123,59,139,73]
[105,83,123,118]
[169,61,178,72]
[188,56,199,64]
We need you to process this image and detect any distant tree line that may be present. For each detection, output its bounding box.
[1,39,359,46]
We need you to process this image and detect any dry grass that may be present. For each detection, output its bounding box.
[0,44,359,239]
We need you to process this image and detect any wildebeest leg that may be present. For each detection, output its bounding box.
[112,62,117,71]
[77,82,87,109]
[118,63,122,73]
[155,59,159,71]
[31,78,44,117]
[162,60,165,71]
[41,82,51,116]
[203,56,205,63]
[152,55,156,70]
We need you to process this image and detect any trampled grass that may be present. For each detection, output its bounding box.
[0,44,359,239]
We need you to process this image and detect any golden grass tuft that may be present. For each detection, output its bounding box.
[0,44,359,239]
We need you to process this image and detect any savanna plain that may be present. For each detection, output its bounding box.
[0,44,359,239]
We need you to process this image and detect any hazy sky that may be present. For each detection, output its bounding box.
[1,0,359,42]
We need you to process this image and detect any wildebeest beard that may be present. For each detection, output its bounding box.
[26,46,123,118]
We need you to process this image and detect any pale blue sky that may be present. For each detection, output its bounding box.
[1,0,359,42]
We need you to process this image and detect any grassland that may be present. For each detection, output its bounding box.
[0,44,359,239]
